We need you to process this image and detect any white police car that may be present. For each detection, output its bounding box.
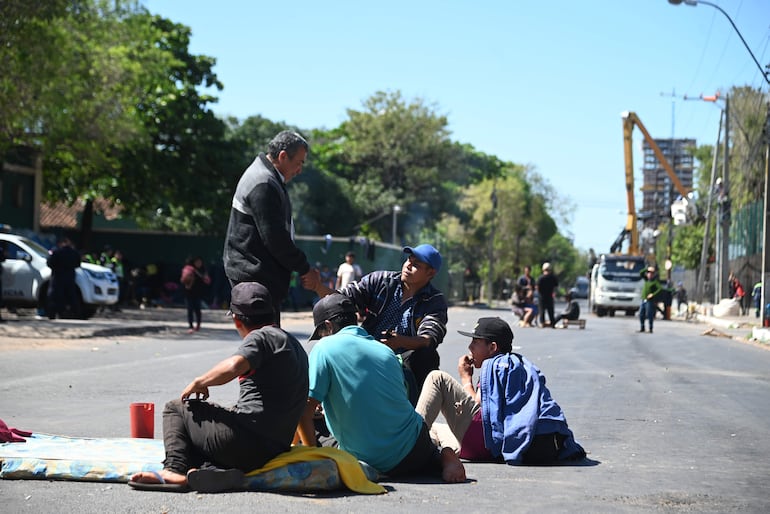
[0,233,119,319]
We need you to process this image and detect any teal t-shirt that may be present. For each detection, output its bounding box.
[308,325,423,472]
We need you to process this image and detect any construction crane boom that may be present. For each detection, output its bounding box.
[618,111,691,256]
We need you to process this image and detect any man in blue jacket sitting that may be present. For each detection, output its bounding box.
[416,317,585,465]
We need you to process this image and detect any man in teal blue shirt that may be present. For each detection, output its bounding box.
[296,294,465,482]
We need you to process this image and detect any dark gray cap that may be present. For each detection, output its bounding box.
[310,293,357,340]
[229,282,274,317]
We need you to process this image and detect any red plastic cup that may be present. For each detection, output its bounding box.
[130,402,155,438]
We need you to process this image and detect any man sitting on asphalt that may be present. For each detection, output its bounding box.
[553,291,580,326]
[128,282,308,493]
[296,293,466,483]
[304,244,447,400]
[416,317,585,465]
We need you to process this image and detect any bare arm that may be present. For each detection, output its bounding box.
[382,333,431,351]
[180,355,251,401]
[457,354,480,405]
[297,397,321,447]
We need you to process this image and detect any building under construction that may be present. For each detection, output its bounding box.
[640,138,696,227]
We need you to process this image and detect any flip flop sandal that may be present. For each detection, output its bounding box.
[187,468,245,493]
[128,470,190,492]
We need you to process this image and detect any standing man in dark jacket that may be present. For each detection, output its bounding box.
[306,244,447,400]
[223,131,317,326]
[536,262,559,328]
[46,238,82,319]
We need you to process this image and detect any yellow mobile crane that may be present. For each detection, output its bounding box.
[591,112,692,317]
[611,111,691,255]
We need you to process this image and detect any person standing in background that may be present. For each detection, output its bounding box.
[47,238,81,319]
[728,273,746,315]
[181,256,211,333]
[639,266,663,333]
[752,281,762,319]
[536,262,558,328]
[335,251,362,289]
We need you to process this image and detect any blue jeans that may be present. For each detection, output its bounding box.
[639,300,655,331]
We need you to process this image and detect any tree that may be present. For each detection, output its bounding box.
[439,163,563,296]
[1,2,236,241]
[110,13,232,235]
[311,91,466,242]
[726,85,768,206]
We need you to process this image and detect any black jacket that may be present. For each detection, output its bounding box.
[223,154,310,302]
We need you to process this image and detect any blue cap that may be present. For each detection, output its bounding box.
[403,244,442,272]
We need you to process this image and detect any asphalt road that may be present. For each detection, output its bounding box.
[1,302,769,513]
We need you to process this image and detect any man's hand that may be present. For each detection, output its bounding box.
[181,378,209,402]
[379,332,431,352]
[301,268,320,291]
[458,354,474,380]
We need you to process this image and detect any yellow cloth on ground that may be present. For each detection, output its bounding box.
[246,446,386,495]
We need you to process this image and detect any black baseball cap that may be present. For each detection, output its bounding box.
[458,317,514,349]
[229,282,274,317]
[309,293,357,340]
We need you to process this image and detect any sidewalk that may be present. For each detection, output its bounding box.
[0,305,314,341]
[0,303,767,345]
[690,311,769,343]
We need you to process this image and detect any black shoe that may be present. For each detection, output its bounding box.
[649,329,653,333]
[637,328,645,333]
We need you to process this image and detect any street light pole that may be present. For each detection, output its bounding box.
[667,0,770,303]
[667,0,770,86]
[698,93,730,302]
[392,205,402,245]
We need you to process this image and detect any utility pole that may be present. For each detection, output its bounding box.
[717,95,731,302]
[696,111,723,303]
[761,102,770,326]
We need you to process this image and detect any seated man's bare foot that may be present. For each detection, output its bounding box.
[130,468,188,485]
[440,447,466,483]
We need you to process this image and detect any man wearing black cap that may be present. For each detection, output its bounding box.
[416,317,585,465]
[129,282,309,493]
[305,243,447,400]
[296,293,466,483]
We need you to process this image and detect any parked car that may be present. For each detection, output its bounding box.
[569,276,590,299]
[0,233,118,319]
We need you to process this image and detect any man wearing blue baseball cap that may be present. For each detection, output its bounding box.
[306,243,447,402]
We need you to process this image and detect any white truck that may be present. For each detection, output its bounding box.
[590,254,647,317]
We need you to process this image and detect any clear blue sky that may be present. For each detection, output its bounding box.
[143,0,769,255]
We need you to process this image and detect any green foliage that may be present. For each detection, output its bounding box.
[438,165,564,291]
[671,222,707,270]
[311,91,466,242]
[114,13,232,234]
[727,86,768,205]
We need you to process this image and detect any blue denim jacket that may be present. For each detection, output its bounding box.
[338,270,447,350]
